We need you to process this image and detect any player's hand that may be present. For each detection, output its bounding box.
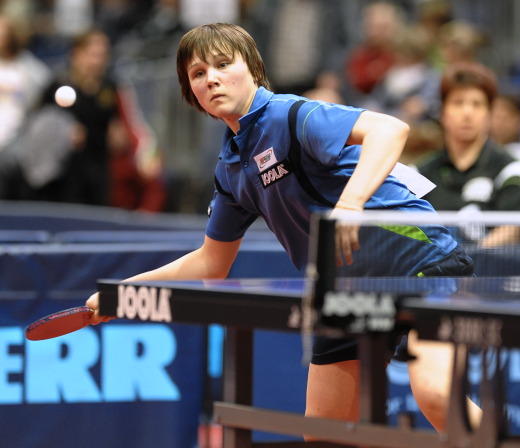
[86,292,116,325]
[331,205,362,266]
[335,220,360,265]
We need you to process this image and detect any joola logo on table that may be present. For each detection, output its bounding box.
[321,292,396,332]
[117,285,172,321]
[259,160,292,188]
[322,291,396,317]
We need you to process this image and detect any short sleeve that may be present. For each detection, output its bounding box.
[299,103,364,165]
[205,192,258,242]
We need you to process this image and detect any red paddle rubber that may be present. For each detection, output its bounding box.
[25,306,93,341]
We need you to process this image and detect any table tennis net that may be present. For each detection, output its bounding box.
[301,210,520,344]
[305,210,520,301]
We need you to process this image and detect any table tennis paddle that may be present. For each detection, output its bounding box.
[25,306,93,341]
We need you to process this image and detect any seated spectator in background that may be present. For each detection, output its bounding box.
[111,0,186,61]
[362,25,442,165]
[302,71,345,105]
[414,0,453,70]
[0,14,52,197]
[246,0,349,96]
[363,25,440,122]
[414,62,520,247]
[490,93,520,159]
[0,85,84,202]
[436,20,485,70]
[343,1,404,99]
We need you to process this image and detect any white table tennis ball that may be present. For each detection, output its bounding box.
[55,85,77,107]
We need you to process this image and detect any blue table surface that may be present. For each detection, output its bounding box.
[119,276,520,307]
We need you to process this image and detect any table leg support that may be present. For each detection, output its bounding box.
[358,333,390,425]
[222,327,254,448]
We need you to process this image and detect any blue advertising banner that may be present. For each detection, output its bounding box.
[0,321,206,448]
[2,204,520,446]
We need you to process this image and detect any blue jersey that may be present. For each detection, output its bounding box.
[206,87,457,272]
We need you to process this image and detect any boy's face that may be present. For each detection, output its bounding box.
[187,51,257,130]
[441,87,491,145]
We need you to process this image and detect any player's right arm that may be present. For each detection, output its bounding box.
[333,110,410,265]
[86,236,242,324]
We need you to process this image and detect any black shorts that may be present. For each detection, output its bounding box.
[310,246,474,365]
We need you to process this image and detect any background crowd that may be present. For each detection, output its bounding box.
[0,0,519,216]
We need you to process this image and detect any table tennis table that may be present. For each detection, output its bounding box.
[97,211,520,448]
[97,274,520,448]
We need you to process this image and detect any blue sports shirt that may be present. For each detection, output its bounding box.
[206,87,456,272]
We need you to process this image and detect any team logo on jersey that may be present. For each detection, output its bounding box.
[254,147,277,170]
[258,159,293,188]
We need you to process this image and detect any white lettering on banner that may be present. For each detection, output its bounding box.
[0,325,181,404]
[117,285,172,322]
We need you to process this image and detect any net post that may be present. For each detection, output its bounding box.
[306,213,336,312]
[301,213,337,363]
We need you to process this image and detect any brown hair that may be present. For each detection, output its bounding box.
[176,23,271,113]
[70,29,110,53]
[440,62,497,106]
[0,16,22,59]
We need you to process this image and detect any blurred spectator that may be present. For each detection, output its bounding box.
[0,14,52,197]
[437,20,485,69]
[96,0,154,45]
[363,25,440,122]
[51,29,119,206]
[179,0,239,28]
[490,93,520,159]
[413,0,453,70]
[6,29,166,212]
[112,0,185,61]
[400,118,444,165]
[343,1,405,99]
[107,80,167,212]
[302,71,345,105]
[414,62,520,247]
[245,0,349,96]
[361,25,443,164]
[53,0,94,38]
[0,15,52,149]
[0,0,35,43]
[0,84,83,202]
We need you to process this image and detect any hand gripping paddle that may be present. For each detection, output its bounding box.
[25,306,93,341]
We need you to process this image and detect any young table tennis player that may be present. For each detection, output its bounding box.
[86,23,480,437]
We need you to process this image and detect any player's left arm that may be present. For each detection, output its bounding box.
[332,111,410,265]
